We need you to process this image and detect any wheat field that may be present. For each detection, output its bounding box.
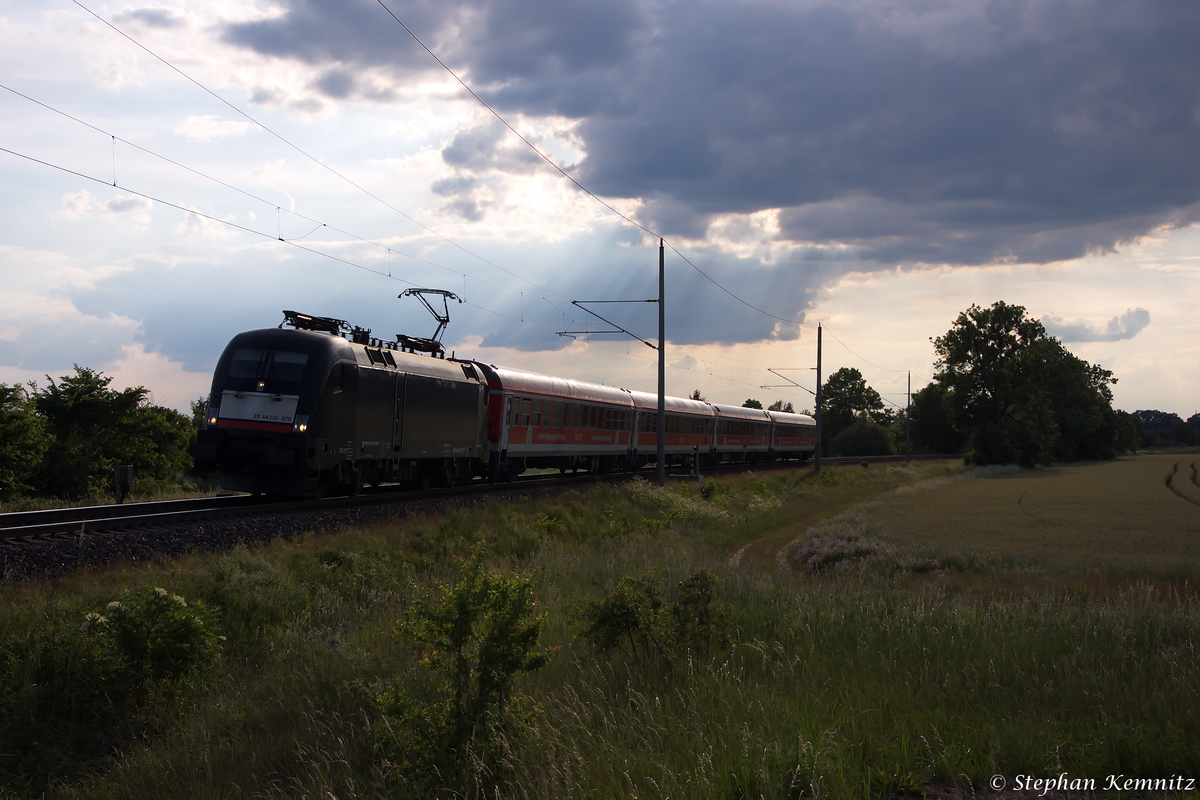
[859,452,1200,575]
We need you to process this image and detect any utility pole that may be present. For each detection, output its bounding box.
[814,323,822,474]
[905,370,911,465]
[657,239,666,487]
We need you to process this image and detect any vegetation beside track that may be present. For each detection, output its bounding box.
[2,458,1197,799]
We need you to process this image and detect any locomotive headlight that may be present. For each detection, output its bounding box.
[292,415,309,434]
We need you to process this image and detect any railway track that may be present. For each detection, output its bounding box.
[0,453,955,542]
[1,454,958,581]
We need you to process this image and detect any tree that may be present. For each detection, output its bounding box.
[908,382,966,454]
[767,400,795,413]
[1136,410,1192,447]
[32,366,194,499]
[932,301,1119,466]
[742,398,763,409]
[830,419,896,457]
[820,367,886,447]
[689,389,706,401]
[0,383,51,499]
[190,396,209,430]
[1114,410,1142,453]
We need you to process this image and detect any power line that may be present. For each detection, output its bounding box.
[68,0,569,303]
[40,3,822,388]
[0,81,543,301]
[2,143,795,397]
[374,0,806,327]
[821,325,908,373]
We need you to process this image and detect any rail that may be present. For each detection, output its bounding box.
[0,454,960,542]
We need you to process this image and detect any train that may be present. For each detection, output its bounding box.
[191,311,817,496]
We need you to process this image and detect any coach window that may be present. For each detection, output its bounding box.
[532,398,542,428]
[520,397,531,427]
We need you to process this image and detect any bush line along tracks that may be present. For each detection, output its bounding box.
[0,455,953,565]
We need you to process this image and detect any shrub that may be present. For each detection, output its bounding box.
[378,552,547,787]
[580,568,727,666]
[830,419,897,457]
[83,586,221,685]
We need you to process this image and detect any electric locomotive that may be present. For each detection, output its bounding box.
[192,311,488,496]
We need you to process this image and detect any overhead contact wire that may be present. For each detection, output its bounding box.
[68,0,568,302]
[375,0,807,326]
[4,144,796,393]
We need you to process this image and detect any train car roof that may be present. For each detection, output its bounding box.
[765,409,816,425]
[480,365,634,406]
[711,403,773,421]
[227,328,482,384]
[627,390,714,415]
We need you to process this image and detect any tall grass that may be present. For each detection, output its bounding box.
[1,462,1197,798]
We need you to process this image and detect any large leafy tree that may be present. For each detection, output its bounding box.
[932,302,1119,466]
[908,382,967,455]
[32,366,194,500]
[821,367,886,443]
[0,384,51,499]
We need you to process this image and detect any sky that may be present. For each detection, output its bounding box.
[1,0,1198,418]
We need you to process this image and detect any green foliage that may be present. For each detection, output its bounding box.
[821,367,886,446]
[829,418,897,457]
[84,586,221,684]
[689,388,706,401]
[909,382,967,454]
[1136,409,1196,447]
[0,383,51,499]
[0,588,220,792]
[742,398,763,409]
[378,551,547,784]
[1113,410,1142,453]
[932,302,1121,466]
[30,366,196,499]
[767,399,794,412]
[580,568,727,665]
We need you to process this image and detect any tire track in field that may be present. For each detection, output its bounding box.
[1166,461,1200,506]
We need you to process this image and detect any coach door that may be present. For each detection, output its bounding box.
[500,394,513,451]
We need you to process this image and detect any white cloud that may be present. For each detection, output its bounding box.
[105,343,212,412]
[173,207,235,239]
[1042,308,1151,342]
[59,190,153,223]
[172,114,256,142]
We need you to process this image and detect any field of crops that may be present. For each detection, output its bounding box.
[838,452,1200,576]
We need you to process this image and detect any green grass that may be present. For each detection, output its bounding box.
[850,453,1200,576]
[1,461,1197,798]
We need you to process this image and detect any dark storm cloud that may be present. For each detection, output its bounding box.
[1043,308,1151,342]
[113,8,185,29]
[221,0,1200,269]
[214,0,1200,352]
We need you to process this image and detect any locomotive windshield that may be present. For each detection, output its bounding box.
[226,348,310,392]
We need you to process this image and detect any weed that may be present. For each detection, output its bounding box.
[377,550,548,790]
[580,568,728,667]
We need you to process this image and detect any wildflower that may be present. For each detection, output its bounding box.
[81,612,108,630]
[172,595,187,606]
[106,600,122,612]
[154,587,168,597]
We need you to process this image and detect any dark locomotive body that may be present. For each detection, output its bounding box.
[193,324,487,495]
[194,313,816,496]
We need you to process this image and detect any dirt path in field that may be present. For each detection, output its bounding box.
[726,462,963,571]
